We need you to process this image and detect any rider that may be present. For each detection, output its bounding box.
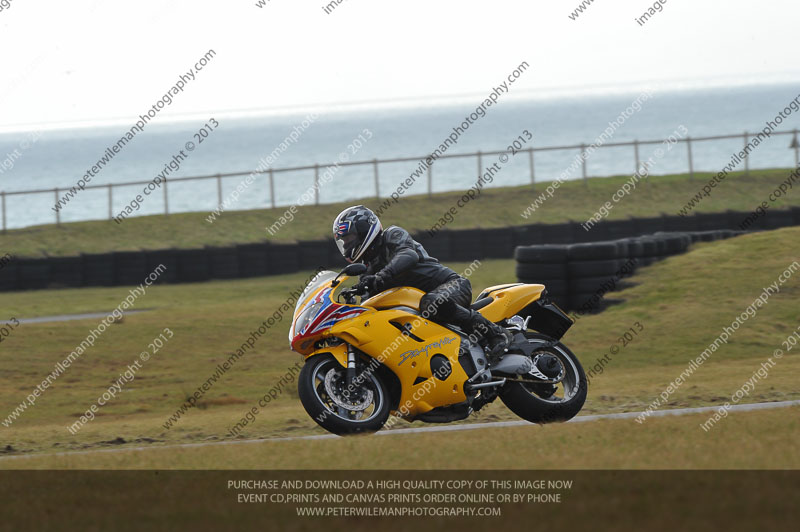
[332,205,512,355]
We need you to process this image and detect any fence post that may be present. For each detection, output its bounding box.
[477,151,482,183]
[107,184,113,220]
[793,129,799,168]
[54,188,60,225]
[269,169,275,208]
[216,174,223,207]
[528,147,535,188]
[314,164,320,205]
[686,137,694,180]
[634,140,641,174]
[163,178,169,215]
[372,159,379,198]
[427,165,432,197]
[743,132,750,176]
[1,191,5,233]
[580,144,587,185]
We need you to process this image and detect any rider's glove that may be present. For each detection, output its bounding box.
[360,273,387,294]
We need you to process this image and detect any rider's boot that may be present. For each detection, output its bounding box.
[467,311,513,357]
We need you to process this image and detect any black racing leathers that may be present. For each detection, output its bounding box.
[361,225,511,353]
[364,226,459,292]
[363,226,473,328]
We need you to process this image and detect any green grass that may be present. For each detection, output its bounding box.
[1,227,799,468]
[2,168,798,258]
[3,406,797,470]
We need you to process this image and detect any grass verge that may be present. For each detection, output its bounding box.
[0,227,798,467]
[1,168,798,258]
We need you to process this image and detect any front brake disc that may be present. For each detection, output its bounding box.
[324,368,374,411]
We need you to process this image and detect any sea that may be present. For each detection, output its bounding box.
[0,82,798,230]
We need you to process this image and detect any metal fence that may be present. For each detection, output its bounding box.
[2,128,798,232]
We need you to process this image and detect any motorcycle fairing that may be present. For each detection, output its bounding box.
[291,277,562,419]
[362,286,425,310]
[328,308,469,418]
[291,284,369,354]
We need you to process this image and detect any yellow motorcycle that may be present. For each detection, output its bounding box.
[290,263,587,435]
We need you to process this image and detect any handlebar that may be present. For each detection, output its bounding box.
[339,282,369,304]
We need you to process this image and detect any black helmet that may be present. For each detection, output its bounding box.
[332,205,382,263]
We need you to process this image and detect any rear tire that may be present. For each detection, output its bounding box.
[298,354,391,436]
[500,333,587,423]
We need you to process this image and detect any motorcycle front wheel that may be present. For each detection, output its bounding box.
[298,354,391,435]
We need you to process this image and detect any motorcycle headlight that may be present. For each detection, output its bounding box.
[294,301,323,337]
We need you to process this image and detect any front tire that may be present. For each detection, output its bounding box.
[298,354,391,435]
[500,333,587,423]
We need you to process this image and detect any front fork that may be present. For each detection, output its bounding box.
[346,345,357,387]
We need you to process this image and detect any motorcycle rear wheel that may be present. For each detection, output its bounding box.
[499,332,587,423]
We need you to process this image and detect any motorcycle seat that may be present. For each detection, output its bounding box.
[470,297,492,310]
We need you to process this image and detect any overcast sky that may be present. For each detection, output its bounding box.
[1,0,798,131]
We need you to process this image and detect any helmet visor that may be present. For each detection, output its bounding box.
[335,233,359,260]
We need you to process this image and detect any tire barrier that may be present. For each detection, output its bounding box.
[49,256,83,288]
[207,246,240,279]
[236,243,269,278]
[513,245,570,309]
[176,249,211,283]
[114,251,148,286]
[479,227,515,259]
[0,207,797,292]
[83,254,116,287]
[145,249,178,284]
[515,230,743,313]
[268,244,300,275]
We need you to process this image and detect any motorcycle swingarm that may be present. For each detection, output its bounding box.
[508,332,558,356]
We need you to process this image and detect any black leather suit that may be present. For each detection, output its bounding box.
[363,226,475,329]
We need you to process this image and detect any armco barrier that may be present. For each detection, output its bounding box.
[516,230,740,313]
[0,208,798,292]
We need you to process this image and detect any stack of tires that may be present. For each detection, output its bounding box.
[207,246,241,279]
[688,229,741,243]
[652,232,692,257]
[566,241,629,312]
[15,259,51,290]
[636,237,660,266]
[515,230,744,313]
[514,245,569,309]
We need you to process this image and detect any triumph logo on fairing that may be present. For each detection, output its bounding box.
[398,337,456,366]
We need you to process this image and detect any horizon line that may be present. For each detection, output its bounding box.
[1,75,799,135]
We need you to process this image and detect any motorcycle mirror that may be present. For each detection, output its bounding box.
[331,263,367,287]
[343,263,367,276]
